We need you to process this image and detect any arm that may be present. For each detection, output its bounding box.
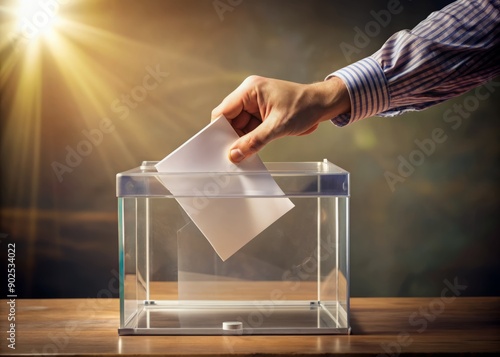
[329,0,500,126]
[213,0,500,163]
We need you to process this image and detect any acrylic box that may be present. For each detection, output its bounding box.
[117,160,350,335]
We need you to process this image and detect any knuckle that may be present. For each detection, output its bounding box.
[243,75,263,86]
[245,135,265,153]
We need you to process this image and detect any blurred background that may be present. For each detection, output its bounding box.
[0,0,498,298]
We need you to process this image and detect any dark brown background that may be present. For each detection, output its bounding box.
[1,0,498,298]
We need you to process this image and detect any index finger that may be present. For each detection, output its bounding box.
[211,88,245,122]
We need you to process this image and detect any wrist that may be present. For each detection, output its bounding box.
[310,77,351,123]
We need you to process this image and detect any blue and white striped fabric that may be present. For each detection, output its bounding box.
[329,0,500,126]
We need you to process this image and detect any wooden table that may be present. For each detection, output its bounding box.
[2,297,499,356]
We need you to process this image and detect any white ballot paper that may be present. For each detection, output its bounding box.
[155,115,294,261]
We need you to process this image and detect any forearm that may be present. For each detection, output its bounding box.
[328,0,500,126]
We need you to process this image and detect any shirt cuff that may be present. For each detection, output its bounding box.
[326,57,390,126]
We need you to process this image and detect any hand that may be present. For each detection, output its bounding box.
[211,75,351,163]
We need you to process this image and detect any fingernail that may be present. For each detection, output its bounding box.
[210,110,218,122]
[230,149,245,163]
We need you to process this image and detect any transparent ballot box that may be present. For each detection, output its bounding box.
[117,160,350,335]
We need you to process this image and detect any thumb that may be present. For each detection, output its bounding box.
[229,121,275,163]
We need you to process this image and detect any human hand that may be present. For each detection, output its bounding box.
[211,75,350,163]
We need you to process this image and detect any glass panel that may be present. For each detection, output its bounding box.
[120,197,139,329]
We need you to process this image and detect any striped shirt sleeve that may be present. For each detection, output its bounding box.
[328,0,500,127]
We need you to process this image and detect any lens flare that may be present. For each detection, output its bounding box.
[15,0,62,41]
[1,0,162,293]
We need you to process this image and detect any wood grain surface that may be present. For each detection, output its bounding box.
[2,297,499,356]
